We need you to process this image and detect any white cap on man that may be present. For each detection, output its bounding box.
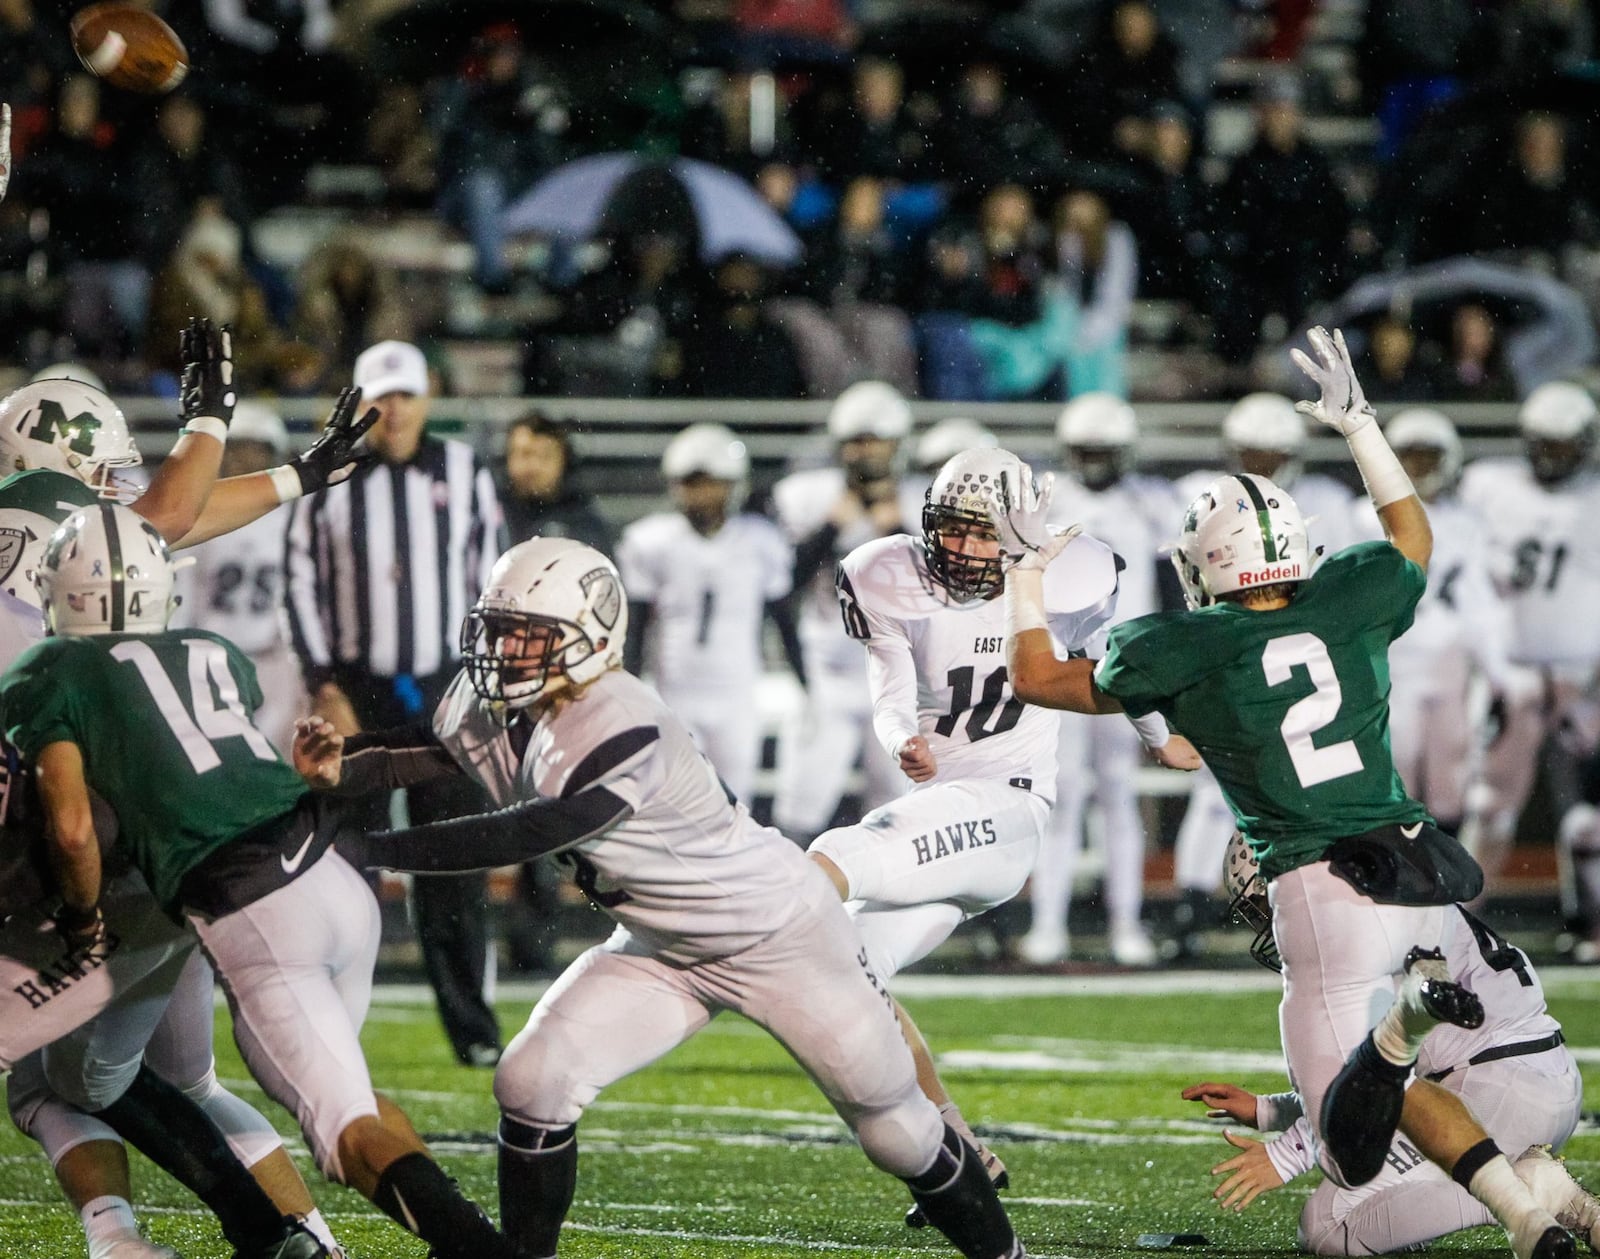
[354,340,429,400]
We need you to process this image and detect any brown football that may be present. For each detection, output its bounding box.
[70,3,189,94]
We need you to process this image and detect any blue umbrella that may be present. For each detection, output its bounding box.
[502,152,803,266]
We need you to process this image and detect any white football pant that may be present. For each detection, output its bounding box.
[810,778,1048,980]
[188,851,382,1179]
[1269,862,1452,1186]
[1299,1048,1581,1254]
[1028,712,1146,941]
[774,662,901,837]
[660,686,763,805]
[1174,768,1235,893]
[493,863,944,1179]
[1386,645,1477,826]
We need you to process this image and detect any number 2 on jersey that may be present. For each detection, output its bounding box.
[111,639,278,774]
[1261,632,1364,789]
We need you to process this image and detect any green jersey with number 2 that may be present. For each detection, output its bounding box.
[1093,541,1429,880]
[0,629,307,913]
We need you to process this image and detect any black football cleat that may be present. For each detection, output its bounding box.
[1403,946,1485,1029]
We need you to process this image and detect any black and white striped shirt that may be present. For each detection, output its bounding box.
[285,436,503,684]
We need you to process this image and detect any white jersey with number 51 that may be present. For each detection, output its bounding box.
[1459,459,1600,666]
[835,532,1119,803]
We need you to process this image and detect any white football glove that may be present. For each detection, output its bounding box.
[1012,523,1083,573]
[0,104,11,204]
[997,464,1056,559]
[1290,325,1375,436]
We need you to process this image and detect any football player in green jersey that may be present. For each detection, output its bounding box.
[2,502,523,1259]
[1000,327,1577,1259]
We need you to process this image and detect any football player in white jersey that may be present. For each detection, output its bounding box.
[1019,394,1178,968]
[1458,383,1600,950]
[1184,837,1595,1256]
[293,536,1032,1259]
[771,382,927,840]
[617,422,796,801]
[811,447,1199,1200]
[171,401,307,754]
[1169,391,1361,959]
[1349,410,1510,832]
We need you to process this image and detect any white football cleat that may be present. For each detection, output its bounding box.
[1018,927,1068,966]
[1516,1146,1600,1253]
[95,1232,179,1259]
[1110,923,1158,968]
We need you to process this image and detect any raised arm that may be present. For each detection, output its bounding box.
[171,388,377,549]
[1292,326,1432,572]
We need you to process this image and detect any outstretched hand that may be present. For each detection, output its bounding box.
[1290,325,1374,436]
[290,387,379,495]
[997,462,1057,560]
[179,317,237,427]
[1208,1130,1283,1211]
[293,715,345,788]
[1181,1081,1259,1125]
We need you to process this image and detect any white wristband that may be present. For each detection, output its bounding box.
[1130,711,1170,750]
[268,465,304,503]
[182,416,229,444]
[1346,421,1414,508]
[1004,569,1048,638]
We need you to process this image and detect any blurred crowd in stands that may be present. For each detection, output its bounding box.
[1,0,1598,404]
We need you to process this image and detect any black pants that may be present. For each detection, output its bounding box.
[338,668,502,1060]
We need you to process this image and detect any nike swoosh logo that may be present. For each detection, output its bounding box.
[280,830,316,874]
[1400,823,1423,839]
[90,1206,118,1219]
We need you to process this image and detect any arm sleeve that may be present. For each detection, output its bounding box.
[1263,1117,1317,1184]
[283,496,334,688]
[792,522,842,590]
[835,560,919,757]
[363,785,632,872]
[767,598,807,686]
[1091,648,1167,720]
[333,724,463,796]
[1256,1091,1304,1131]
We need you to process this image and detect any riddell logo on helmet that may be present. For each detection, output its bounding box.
[1238,563,1302,586]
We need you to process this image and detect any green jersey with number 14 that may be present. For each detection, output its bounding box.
[1093,541,1429,879]
[0,629,308,913]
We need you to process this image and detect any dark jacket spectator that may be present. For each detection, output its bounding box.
[19,75,136,266]
[1471,112,1599,258]
[676,256,805,397]
[292,235,414,394]
[813,58,934,184]
[498,412,615,553]
[920,185,1048,326]
[132,94,254,270]
[1434,303,1516,402]
[934,63,1066,200]
[1059,1,1186,159]
[1357,316,1439,403]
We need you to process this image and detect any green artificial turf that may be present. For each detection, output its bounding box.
[2,969,1597,1257]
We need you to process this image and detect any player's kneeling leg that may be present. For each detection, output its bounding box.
[900,1124,1023,1259]
[1320,1036,1410,1188]
[497,1117,578,1259]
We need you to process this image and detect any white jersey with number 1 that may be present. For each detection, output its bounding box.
[835,532,1119,803]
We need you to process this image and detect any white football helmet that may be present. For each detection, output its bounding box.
[662,422,748,481]
[1384,408,1462,499]
[1057,393,1138,491]
[1171,473,1312,609]
[922,447,1043,600]
[827,380,913,443]
[38,503,177,637]
[1519,381,1596,484]
[913,418,998,475]
[1223,392,1305,485]
[29,362,108,393]
[0,379,141,489]
[461,537,627,710]
[230,401,290,454]
[1222,830,1279,971]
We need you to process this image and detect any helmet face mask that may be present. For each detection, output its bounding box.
[0,380,141,490]
[1519,381,1597,485]
[921,448,1038,601]
[662,423,749,528]
[1527,434,1593,486]
[38,503,177,637]
[1223,830,1279,971]
[1069,444,1128,492]
[460,538,626,713]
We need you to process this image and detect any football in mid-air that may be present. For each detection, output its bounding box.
[70,2,188,94]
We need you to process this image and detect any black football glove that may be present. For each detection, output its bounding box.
[54,902,108,957]
[179,317,236,426]
[288,387,379,495]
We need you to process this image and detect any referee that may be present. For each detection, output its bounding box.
[285,340,506,1065]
